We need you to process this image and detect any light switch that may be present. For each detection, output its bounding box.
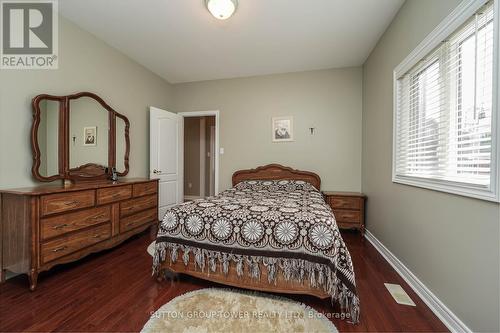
[220,148,224,155]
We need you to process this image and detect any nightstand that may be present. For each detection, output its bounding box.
[322,191,366,236]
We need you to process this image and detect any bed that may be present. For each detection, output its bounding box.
[153,164,359,323]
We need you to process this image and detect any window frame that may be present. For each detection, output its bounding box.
[392,0,500,202]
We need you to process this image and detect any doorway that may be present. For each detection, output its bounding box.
[180,111,219,200]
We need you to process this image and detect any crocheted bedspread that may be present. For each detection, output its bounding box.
[153,179,359,322]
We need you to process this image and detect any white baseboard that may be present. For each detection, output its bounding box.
[364,230,471,333]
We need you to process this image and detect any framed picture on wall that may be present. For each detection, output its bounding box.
[83,126,97,146]
[272,116,294,142]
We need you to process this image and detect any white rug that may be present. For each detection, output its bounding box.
[142,288,338,333]
[147,241,155,257]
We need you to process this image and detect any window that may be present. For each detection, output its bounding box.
[393,0,499,202]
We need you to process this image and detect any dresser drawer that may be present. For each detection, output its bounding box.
[97,185,132,205]
[41,190,95,216]
[120,194,157,217]
[334,209,361,224]
[41,224,111,264]
[120,208,156,233]
[133,182,157,197]
[41,206,111,240]
[328,196,361,210]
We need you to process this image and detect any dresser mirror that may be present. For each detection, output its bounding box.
[115,115,128,174]
[31,92,130,182]
[36,99,61,180]
[69,96,109,170]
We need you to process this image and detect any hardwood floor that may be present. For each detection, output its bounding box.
[0,229,448,332]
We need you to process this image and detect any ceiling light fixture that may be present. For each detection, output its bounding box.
[205,0,238,20]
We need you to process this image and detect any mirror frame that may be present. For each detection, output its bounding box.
[31,92,130,182]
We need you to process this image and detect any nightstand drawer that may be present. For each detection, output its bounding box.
[334,209,361,224]
[337,222,362,230]
[328,196,361,210]
[323,191,365,235]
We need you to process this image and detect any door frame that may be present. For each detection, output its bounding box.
[178,110,220,195]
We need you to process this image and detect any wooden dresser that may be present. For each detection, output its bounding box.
[0,178,158,290]
[323,191,366,236]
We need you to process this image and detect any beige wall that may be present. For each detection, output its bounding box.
[362,0,500,331]
[0,16,173,188]
[174,68,363,191]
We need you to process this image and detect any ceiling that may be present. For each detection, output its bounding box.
[59,0,404,83]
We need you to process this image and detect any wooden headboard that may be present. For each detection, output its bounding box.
[232,164,321,190]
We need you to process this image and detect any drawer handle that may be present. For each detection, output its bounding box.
[112,193,122,198]
[52,246,67,253]
[64,200,80,206]
[126,222,135,227]
[90,214,106,221]
[92,234,103,239]
[53,223,68,230]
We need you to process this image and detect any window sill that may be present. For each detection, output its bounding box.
[392,175,499,203]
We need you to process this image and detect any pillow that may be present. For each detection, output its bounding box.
[234,179,315,192]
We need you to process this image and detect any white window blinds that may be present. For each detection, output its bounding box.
[394,1,497,199]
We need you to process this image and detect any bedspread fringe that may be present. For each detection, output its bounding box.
[152,241,360,323]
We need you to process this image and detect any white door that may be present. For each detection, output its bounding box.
[150,107,183,219]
